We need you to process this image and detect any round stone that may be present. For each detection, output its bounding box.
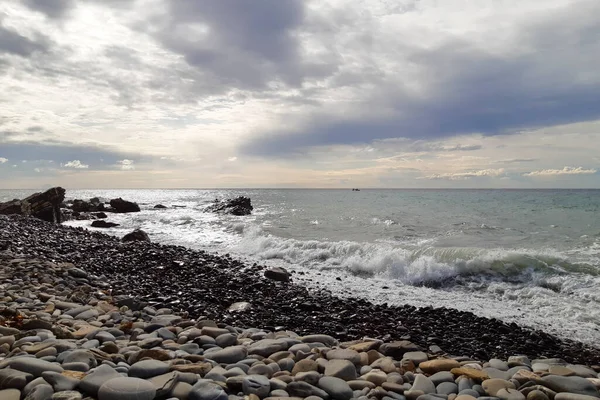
[128,360,170,379]
[482,379,516,396]
[98,377,156,400]
[324,360,357,381]
[437,382,459,395]
[497,388,526,400]
[0,389,21,400]
[326,349,361,364]
[410,374,436,394]
[318,376,353,400]
[242,375,271,398]
[527,390,550,400]
[420,359,461,374]
[52,391,84,400]
[204,346,248,364]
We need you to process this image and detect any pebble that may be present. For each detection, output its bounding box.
[0,389,21,400]
[204,346,248,364]
[412,374,436,394]
[8,358,64,377]
[482,379,516,396]
[98,377,156,400]
[541,376,600,397]
[128,360,170,378]
[325,360,358,381]
[318,376,354,400]
[243,375,271,398]
[421,360,462,374]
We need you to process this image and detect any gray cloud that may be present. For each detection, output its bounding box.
[241,0,600,157]
[22,0,74,19]
[0,23,49,56]
[146,0,334,92]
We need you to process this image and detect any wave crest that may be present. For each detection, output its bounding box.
[235,226,598,288]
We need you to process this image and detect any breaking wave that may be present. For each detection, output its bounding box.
[234,226,599,291]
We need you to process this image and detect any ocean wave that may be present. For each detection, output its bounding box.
[234,226,599,289]
[159,215,196,226]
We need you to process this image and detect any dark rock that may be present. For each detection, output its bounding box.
[265,267,291,282]
[94,212,108,219]
[206,196,253,216]
[109,198,140,213]
[91,220,120,228]
[0,187,65,223]
[154,204,167,209]
[122,229,150,243]
[72,199,91,212]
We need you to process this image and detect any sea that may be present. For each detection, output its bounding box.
[2,189,600,344]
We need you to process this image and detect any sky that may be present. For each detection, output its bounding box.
[0,0,599,189]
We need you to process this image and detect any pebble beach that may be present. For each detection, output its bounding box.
[1,214,600,400]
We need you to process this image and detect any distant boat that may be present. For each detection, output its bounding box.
[352,188,360,191]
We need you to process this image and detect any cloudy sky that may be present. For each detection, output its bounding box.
[1,0,599,189]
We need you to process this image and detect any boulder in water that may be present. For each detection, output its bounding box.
[109,198,140,213]
[0,187,65,223]
[122,229,150,242]
[154,204,167,209]
[91,220,120,228]
[207,196,253,216]
[72,199,91,212]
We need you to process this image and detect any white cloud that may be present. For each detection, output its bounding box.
[0,158,7,163]
[420,169,506,181]
[118,159,135,170]
[228,157,238,162]
[62,160,89,169]
[524,166,597,177]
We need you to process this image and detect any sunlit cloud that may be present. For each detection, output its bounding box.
[62,159,89,169]
[524,167,597,177]
[117,159,135,170]
[420,169,506,181]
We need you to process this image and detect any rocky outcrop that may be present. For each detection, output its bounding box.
[154,204,167,209]
[122,229,150,242]
[0,187,65,223]
[109,198,140,213]
[207,196,253,216]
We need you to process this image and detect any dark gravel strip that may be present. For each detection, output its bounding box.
[2,214,600,365]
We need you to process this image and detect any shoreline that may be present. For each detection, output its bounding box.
[2,214,600,365]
